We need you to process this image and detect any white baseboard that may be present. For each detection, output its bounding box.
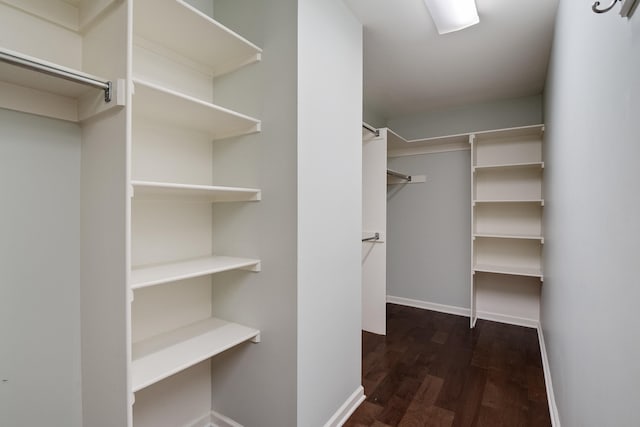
[185,410,243,427]
[386,295,470,317]
[323,385,365,427]
[536,323,561,427]
[476,310,538,329]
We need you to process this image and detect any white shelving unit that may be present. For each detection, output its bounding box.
[132,79,260,139]
[470,125,545,328]
[132,317,260,392]
[130,2,263,425]
[132,180,261,202]
[131,256,261,290]
[133,0,261,76]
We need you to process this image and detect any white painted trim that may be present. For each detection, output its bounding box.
[476,310,538,329]
[386,295,470,317]
[183,411,214,427]
[184,410,244,427]
[323,386,365,427]
[537,323,561,427]
[388,144,470,157]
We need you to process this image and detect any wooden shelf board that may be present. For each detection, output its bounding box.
[132,317,260,392]
[131,255,261,290]
[473,264,543,278]
[474,233,544,242]
[132,79,260,139]
[133,0,261,75]
[132,180,261,202]
[474,162,544,172]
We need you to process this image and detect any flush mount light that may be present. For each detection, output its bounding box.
[423,0,480,34]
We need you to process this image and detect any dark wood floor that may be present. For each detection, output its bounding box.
[345,304,551,427]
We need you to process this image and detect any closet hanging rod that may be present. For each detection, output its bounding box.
[362,123,380,137]
[362,232,380,242]
[0,50,112,102]
[387,169,412,182]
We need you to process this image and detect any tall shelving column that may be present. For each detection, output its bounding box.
[130,1,262,425]
[470,125,545,328]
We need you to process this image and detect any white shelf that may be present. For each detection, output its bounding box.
[474,199,544,206]
[131,255,261,290]
[474,233,544,243]
[473,124,545,142]
[474,161,544,171]
[132,79,260,140]
[132,180,261,202]
[133,0,262,76]
[473,264,543,279]
[132,317,260,392]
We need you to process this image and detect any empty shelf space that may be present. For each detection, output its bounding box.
[474,233,544,242]
[132,79,260,139]
[474,264,543,279]
[474,161,544,171]
[131,256,261,290]
[133,0,261,75]
[132,180,261,202]
[132,317,260,392]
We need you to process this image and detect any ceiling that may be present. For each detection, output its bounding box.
[344,0,559,120]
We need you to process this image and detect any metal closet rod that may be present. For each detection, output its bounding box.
[0,50,112,102]
[387,169,412,182]
[362,232,380,242]
[362,123,380,137]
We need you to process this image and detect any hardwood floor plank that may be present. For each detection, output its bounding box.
[346,304,551,427]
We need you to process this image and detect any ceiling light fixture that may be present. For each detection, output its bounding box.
[423,0,480,35]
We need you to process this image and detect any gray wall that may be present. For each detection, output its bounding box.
[387,151,471,309]
[364,106,387,129]
[0,108,82,426]
[543,1,640,426]
[210,1,362,426]
[388,95,542,139]
[209,1,299,426]
[297,0,363,425]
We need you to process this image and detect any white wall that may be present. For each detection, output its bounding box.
[387,151,471,309]
[543,1,640,426]
[297,0,363,425]
[388,95,542,139]
[0,108,82,427]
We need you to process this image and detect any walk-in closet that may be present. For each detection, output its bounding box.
[2,0,639,426]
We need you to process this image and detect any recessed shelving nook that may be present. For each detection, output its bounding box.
[130,1,263,425]
[470,124,545,328]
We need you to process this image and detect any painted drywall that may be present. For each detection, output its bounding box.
[207,1,299,426]
[388,95,542,139]
[387,151,471,309]
[364,106,387,129]
[297,0,363,425]
[0,108,82,427]
[184,0,213,16]
[543,1,640,426]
